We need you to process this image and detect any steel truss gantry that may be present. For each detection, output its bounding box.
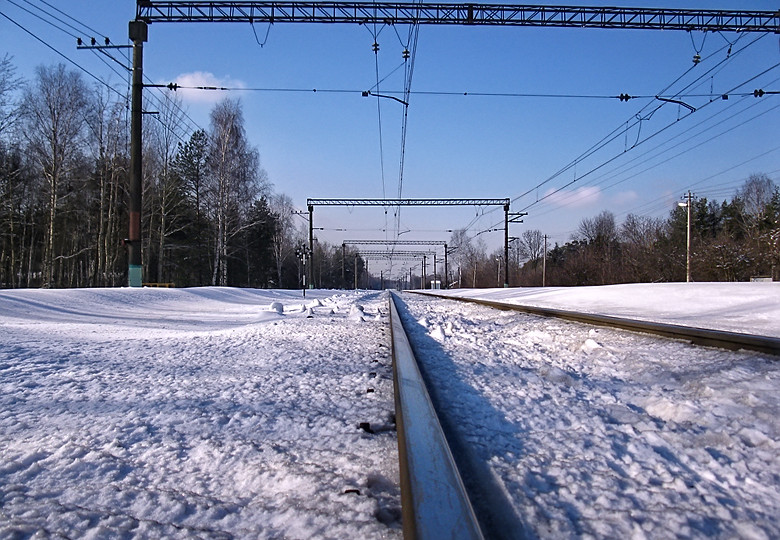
[136,3,780,32]
[343,239,447,246]
[306,198,510,207]
[342,239,450,288]
[308,197,510,286]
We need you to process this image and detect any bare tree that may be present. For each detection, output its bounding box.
[148,93,189,283]
[19,64,88,287]
[576,210,617,245]
[206,98,267,286]
[517,229,544,265]
[736,173,774,220]
[269,193,296,286]
[734,174,777,277]
[85,86,127,286]
[620,214,663,282]
[0,54,22,137]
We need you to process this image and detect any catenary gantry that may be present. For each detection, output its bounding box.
[136,2,780,32]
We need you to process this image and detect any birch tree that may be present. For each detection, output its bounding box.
[206,98,265,286]
[19,64,88,287]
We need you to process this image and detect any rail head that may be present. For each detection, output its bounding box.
[388,292,484,540]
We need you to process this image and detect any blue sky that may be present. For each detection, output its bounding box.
[2,1,779,279]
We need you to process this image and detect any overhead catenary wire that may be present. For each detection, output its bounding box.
[528,91,780,216]
[0,11,125,99]
[5,1,206,148]
[510,33,770,210]
[462,33,775,235]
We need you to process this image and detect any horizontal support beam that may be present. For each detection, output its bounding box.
[308,198,510,207]
[137,2,780,33]
[344,239,447,246]
[359,250,435,256]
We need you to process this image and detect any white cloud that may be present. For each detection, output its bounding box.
[169,71,245,104]
[543,186,601,208]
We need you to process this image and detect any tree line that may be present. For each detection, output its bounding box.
[2,59,777,290]
[0,59,369,289]
[446,173,779,288]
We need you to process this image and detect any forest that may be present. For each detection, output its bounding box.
[1,59,778,290]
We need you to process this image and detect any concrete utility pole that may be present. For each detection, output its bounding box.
[127,20,147,287]
[680,191,694,282]
[308,204,314,288]
[341,243,346,287]
[543,234,548,287]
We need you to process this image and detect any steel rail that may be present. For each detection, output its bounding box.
[388,292,483,539]
[411,291,780,357]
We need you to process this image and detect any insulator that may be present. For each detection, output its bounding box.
[372,42,379,53]
[90,37,96,46]
[754,89,765,98]
[402,48,410,59]
[692,53,701,64]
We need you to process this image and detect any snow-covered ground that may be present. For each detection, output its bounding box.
[0,288,401,538]
[1,283,778,539]
[397,288,780,539]
[430,282,780,337]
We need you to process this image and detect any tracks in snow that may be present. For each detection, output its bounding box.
[387,291,780,539]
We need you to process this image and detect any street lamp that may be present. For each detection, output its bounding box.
[678,191,693,282]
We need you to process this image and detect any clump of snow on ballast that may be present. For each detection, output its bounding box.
[268,301,284,314]
[349,304,365,322]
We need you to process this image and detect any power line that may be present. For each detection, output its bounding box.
[511,33,770,212]
[514,58,780,214]
[0,11,124,98]
[529,93,779,214]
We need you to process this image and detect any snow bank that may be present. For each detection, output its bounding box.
[0,287,401,538]
[432,282,780,337]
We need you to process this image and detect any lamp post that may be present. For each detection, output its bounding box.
[678,191,693,282]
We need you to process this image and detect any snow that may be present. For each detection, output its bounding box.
[430,282,780,337]
[0,288,401,538]
[397,289,780,539]
[1,283,779,538]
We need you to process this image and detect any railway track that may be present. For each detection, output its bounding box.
[387,291,780,539]
[411,290,780,357]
